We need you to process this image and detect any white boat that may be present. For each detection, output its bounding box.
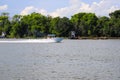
[46,34,63,43]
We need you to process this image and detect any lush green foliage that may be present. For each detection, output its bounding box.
[0,10,120,38]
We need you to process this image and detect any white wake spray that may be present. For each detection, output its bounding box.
[0,39,56,43]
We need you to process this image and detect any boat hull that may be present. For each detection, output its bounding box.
[52,37,63,43]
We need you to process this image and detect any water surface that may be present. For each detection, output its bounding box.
[0,40,120,80]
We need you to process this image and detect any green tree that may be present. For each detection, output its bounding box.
[50,17,72,37]
[10,15,26,38]
[109,10,120,37]
[96,16,110,37]
[21,12,49,37]
[1,10,120,38]
[71,13,98,36]
[0,12,10,36]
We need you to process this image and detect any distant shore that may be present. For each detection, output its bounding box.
[69,37,120,40]
[80,37,120,40]
[0,37,120,40]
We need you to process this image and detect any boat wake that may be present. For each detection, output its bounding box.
[0,38,63,43]
[0,39,53,43]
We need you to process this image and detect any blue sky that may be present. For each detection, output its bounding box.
[0,0,120,17]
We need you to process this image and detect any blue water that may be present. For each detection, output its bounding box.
[0,40,120,80]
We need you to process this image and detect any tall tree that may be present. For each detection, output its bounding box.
[0,12,10,36]
[71,13,98,36]
[109,10,120,37]
[10,14,25,38]
[50,17,72,37]
[96,16,110,37]
[20,12,49,37]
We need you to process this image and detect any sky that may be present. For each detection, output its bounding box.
[0,0,120,18]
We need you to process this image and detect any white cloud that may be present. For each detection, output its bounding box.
[91,0,120,16]
[69,0,120,17]
[20,0,120,17]
[50,7,72,17]
[78,3,92,13]
[20,6,47,16]
[0,5,8,10]
[108,6,119,13]
[20,6,36,15]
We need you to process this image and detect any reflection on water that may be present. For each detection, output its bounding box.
[0,40,120,80]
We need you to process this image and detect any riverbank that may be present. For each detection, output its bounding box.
[0,37,120,40]
[75,37,120,40]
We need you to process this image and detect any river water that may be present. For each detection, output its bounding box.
[0,39,120,80]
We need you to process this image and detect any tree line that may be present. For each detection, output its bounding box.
[0,10,120,38]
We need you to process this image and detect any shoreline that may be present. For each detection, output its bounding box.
[0,37,120,40]
[69,37,120,40]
